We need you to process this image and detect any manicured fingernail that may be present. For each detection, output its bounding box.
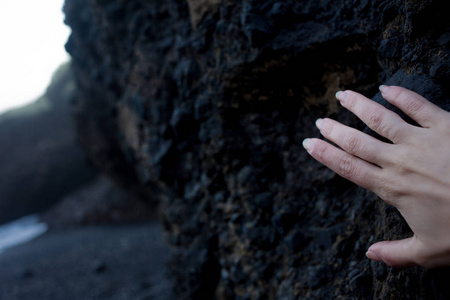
[302,138,313,152]
[366,251,381,262]
[335,91,347,104]
[379,85,390,93]
[315,118,323,130]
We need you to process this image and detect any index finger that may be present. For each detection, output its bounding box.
[380,85,449,129]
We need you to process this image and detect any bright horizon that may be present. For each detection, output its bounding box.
[0,0,71,114]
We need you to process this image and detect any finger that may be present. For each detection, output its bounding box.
[380,85,449,128]
[367,238,417,268]
[302,138,381,191]
[336,90,411,144]
[316,118,390,167]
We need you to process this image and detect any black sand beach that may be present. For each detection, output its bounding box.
[0,221,176,300]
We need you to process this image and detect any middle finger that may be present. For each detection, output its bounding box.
[336,90,411,144]
[316,118,390,167]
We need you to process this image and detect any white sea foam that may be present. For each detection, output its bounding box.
[0,214,48,254]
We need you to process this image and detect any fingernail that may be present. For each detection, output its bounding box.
[335,91,347,104]
[302,138,313,152]
[315,118,323,130]
[366,251,381,262]
[379,85,390,93]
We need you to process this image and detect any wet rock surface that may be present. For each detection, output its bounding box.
[65,0,450,299]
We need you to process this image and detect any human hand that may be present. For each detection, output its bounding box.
[302,85,450,268]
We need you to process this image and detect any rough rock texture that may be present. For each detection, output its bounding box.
[0,64,97,224]
[65,0,450,299]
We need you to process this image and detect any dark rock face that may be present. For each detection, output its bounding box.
[65,0,450,299]
[0,64,97,224]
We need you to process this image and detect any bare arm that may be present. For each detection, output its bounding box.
[303,85,450,268]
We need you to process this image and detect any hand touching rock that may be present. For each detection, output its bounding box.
[303,86,450,268]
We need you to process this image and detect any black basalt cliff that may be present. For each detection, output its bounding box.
[65,0,450,299]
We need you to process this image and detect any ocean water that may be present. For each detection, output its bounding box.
[0,214,48,254]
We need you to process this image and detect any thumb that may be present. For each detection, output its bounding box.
[366,238,417,268]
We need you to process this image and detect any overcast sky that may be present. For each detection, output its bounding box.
[0,0,70,114]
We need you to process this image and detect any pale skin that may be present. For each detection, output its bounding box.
[303,85,450,268]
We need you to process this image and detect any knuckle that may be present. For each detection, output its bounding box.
[366,109,398,140]
[338,156,357,179]
[376,174,406,204]
[389,147,411,174]
[386,127,402,143]
[397,89,426,114]
[380,185,401,203]
[405,97,425,115]
[393,159,409,176]
[345,135,361,154]
[374,175,396,201]
[367,109,384,129]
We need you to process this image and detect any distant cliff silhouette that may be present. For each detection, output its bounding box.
[0,63,97,224]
